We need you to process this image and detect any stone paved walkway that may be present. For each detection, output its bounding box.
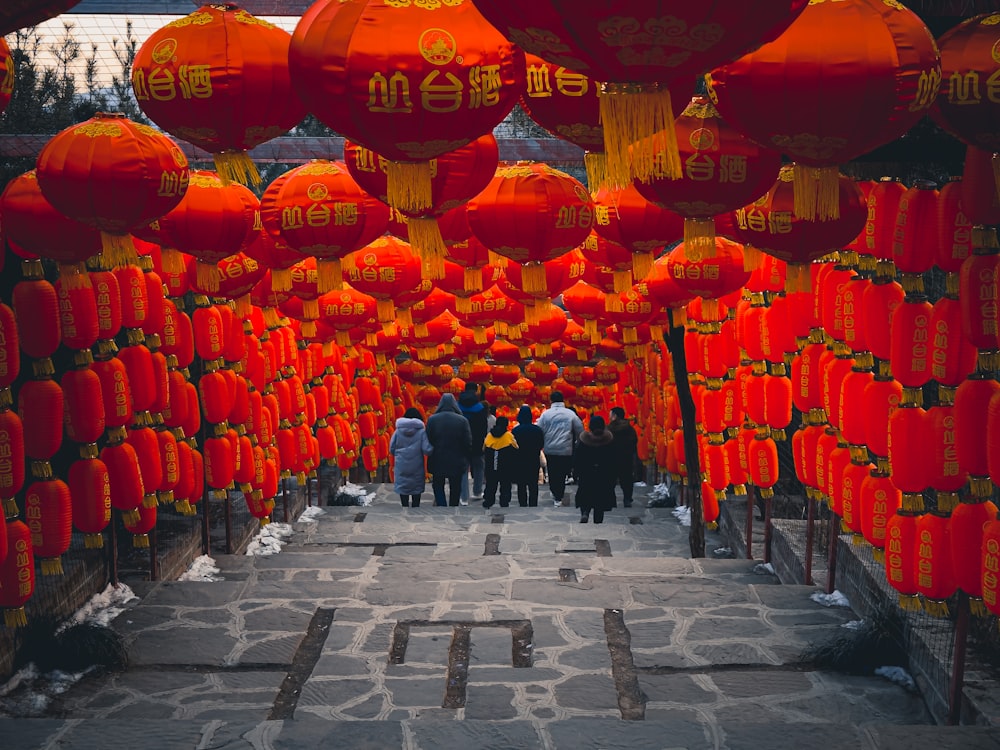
[4,483,1000,749]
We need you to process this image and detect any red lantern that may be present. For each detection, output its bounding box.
[62,366,106,447]
[132,4,306,185]
[346,238,423,325]
[748,434,779,498]
[19,379,63,476]
[709,1,940,222]
[893,182,939,277]
[35,112,190,266]
[100,441,144,524]
[885,507,921,610]
[24,479,71,575]
[69,457,111,548]
[260,160,390,292]
[467,163,594,294]
[952,498,997,608]
[960,249,1000,365]
[0,520,34,627]
[123,503,157,548]
[664,237,750,319]
[957,376,1000,498]
[126,426,162,509]
[290,0,524,213]
[860,470,901,558]
[890,297,934,390]
[915,510,957,616]
[12,273,60,362]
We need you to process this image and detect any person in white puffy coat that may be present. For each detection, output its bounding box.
[535,391,583,506]
[389,408,433,507]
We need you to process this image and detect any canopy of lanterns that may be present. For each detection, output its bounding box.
[0,0,998,631]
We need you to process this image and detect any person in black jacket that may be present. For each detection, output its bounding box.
[510,405,544,507]
[607,406,640,508]
[573,414,616,524]
[483,416,518,508]
[426,393,473,507]
[458,382,489,503]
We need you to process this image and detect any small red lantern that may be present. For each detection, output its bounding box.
[0,520,34,627]
[61,366,105,447]
[100,440,144,525]
[24,479,72,575]
[69,457,111,548]
[885,504,921,611]
[18,379,63,478]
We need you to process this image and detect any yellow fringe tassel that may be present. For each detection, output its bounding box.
[377,299,396,323]
[368,331,380,346]
[742,244,763,272]
[101,231,138,269]
[271,266,292,293]
[335,330,351,348]
[623,327,638,344]
[397,308,413,328]
[524,302,542,326]
[684,217,717,261]
[196,261,221,294]
[415,323,429,338]
[160,246,185,275]
[535,342,552,357]
[601,82,680,188]
[923,598,951,618]
[58,262,92,291]
[262,306,281,329]
[700,298,720,321]
[409,216,447,277]
[632,250,653,281]
[898,594,923,612]
[317,258,343,293]
[322,341,334,358]
[522,262,548,294]
[585,151,609,193]
[40,557,64,576]
[455,296,472,314]
[577,349,588,361]
[4,607,27,628]
[613,269,632,293]
[488,250,508,268]
[584,318,599,343]
[84,532,104,549]
[386,160,433,214]
[422,254,446,282]
[792,163,841,221]
[784,263,811,295]
[473,326,487,345]
[605,293,619,313]
[302,299,319,319]
[463,267,483,293]
[233,294,251,319]
[214,150,261,187]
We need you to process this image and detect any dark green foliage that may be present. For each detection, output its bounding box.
[801,603,909,676]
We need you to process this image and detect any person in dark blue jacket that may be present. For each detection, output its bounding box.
[426,393,473,507]
[458,382,489,503]
[510,405,545,507]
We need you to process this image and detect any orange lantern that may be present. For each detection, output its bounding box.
[664,237,750,319]
[956,376,1000,498]
[317,287,378,348]
[890,296,934,391]
[260,160,390,292]
[860,470,901,560]
[35,112,190,266]
[915,509,957,617]
[952,497,998,612]
[885,504,921,610]
[982,520,1000,617]
[709,0,940,222]
[12,271,60,363]
[100,440,144,525]
[346,237,423,326]
[475,1,806,188]
[132,4,306,185]
[61,366,105,448]
[289,0,524,214]
[0,520,34,627]
[467,163,594,293]
[960,248,1000,369]
[18,379,63,479]
[123,503,157,548]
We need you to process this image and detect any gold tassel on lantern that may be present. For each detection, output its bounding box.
[301,321,317,339]
[386,159,433,214]
[684,217,717,261]
[784,264,811,295]
[632,250,653,282]
[584,318,599,343]
[585,151,609,193]
[792,163,841,221]
[195,261,221,294]
[213,150,261,187]
[57,262,92,291]
[100,232,139,269]
[601,81,681,189]
[271,267,293,293]
[317,258,343,293]
[463,267,483,293]
[742,244,764,272]
[473,326,487,345]
[521,262,548,295]
[535,342,552,357]
[397,308,413,328]
[455,297,472,315]
[159,246,185,275]
[613,269,632,293]
[377,299,396,324]
[409,216,446,280]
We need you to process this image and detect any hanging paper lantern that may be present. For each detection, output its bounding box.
[635,96,781,258]
[956,376,1000,499]
[61,366,106,448]
[0,520,34,627]
[733,166,866,290]
[19,379,63,479]
[0,409,25,517]
[474,1,806,188]
[960,248,1000,371]
[24,479,72,575]
[123,502,157,549]
[289,0,525,215]
[915,509,957,617]
[467,163,594,294]
[345,237,423,326]
[259,160,390,292]
[951,497,997,613]
[860,470,901,560]
[709,0,940,222]
[69,457,111,548]
[592,183,685,281]
[664,237,750,320]
[35,112,190,266]
[131,3,307,185]
[100,441,144,524]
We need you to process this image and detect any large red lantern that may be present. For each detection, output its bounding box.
[345,237,423,326]
[35,113,190,266]
[259,160,390,292]
[709,0,940,222]
[592,183,684,281]
[132,4,307,185]
[664,237,750,319]
[634,96,781,257]
[467,163,594,294]
[289,0,525,215]
[473,1,806,188]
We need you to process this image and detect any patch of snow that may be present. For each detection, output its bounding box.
[178,555,223,582]
[811,590,852,608]
[842,619,864,631]
[672,505,691,527]
[753,562,775,575]
[339,482,375,506]
[298,506,326,522]
[650,482,671,502]
[634,481,647,487]
[245,522,294,556]
[875,665,917,692]
[62,583,137,631]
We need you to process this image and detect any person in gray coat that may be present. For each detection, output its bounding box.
[389,407,433,507]
[536,391,584,507]
[425,393,473,507]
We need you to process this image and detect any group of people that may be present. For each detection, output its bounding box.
[387,385,639,524]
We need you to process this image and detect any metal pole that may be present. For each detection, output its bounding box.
[762,488,773,564]
[200,487,210,555]
[948,592,971,726]
[224,490,233,556]
[148,526,158,581]
[826,510,839,594]
[804,493,815,586]
[745,491,754,559]
[282,477,289,523]
[109,515,119,586]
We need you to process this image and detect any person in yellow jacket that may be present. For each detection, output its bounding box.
[482,415,518,508]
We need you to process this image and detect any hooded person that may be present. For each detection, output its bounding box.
[425,392,474,507]
[388,407,433,507]
[482,415,518,509]
[608,406,640,507]
[573,414,616,523]
[510,404,545,507]
[458,382,489,503]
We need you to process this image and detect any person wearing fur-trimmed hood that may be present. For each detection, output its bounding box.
[389,407,432,507]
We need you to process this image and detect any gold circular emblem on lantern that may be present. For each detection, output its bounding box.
[151,38,177,64]
[419,28,456,65]
[307,183,329,201]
